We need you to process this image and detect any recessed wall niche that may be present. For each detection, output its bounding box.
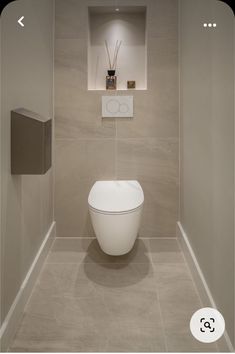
[88,6,147,91]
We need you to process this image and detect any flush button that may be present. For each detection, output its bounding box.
[106,99,120,114]
[102,96,133,118]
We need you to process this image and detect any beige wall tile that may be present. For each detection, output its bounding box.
[147,37,179,92]
[55,39,87,106]
[55,0,88,39]
[1,178,23,321]
[55,39,116,139]
[147,0,178,39]
[148,37,178,67]
[55,103,116,139]
[55,39,87,71]
[140,180,178,237]
[55,139,115,237]
[117,138,179,237]
[117,138,178,181]
[116,91,179,138]
[55,0,179,239]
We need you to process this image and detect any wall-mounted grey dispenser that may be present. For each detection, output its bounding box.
[11,108,52,175]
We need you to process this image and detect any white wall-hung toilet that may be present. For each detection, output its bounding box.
[88,180,144,256]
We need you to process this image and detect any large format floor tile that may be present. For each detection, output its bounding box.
[148,238,185,263]
[47,238,151,264]
[9,238,217,352]
[105,324,166,352]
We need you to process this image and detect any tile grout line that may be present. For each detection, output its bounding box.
[46,261,189,265]
[55,137,179,141]
[146,239,169,352]
[177,238,205,305]
[115,116,117,178]
[55,236,178,239]
[156,294,169,352]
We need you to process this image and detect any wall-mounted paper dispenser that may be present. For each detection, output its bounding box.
[11,108,52,175]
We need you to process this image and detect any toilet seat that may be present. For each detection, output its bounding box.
[88,180,144,214]
[89,204,143,215]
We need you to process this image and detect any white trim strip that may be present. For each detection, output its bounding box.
[0,221,56,350]
[177,221,234,352]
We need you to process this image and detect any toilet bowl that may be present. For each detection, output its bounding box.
[88,180,144,256]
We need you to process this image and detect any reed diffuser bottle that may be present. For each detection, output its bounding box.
[105,40,122,90]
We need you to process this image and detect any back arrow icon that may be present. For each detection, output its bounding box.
[18,16,24,27]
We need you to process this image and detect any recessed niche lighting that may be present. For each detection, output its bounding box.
[203,23,207,27]
[208,23,212,27]
[213,23,217,27]
[115,8,120,12]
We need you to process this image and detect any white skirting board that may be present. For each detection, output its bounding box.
[177,221,234,352]
[0,221,56,351]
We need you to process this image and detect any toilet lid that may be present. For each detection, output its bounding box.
[88,180,144,213]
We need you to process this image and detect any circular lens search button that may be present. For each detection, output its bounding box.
[190,307,225,343]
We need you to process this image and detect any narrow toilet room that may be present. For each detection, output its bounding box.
[0,0,234,352]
